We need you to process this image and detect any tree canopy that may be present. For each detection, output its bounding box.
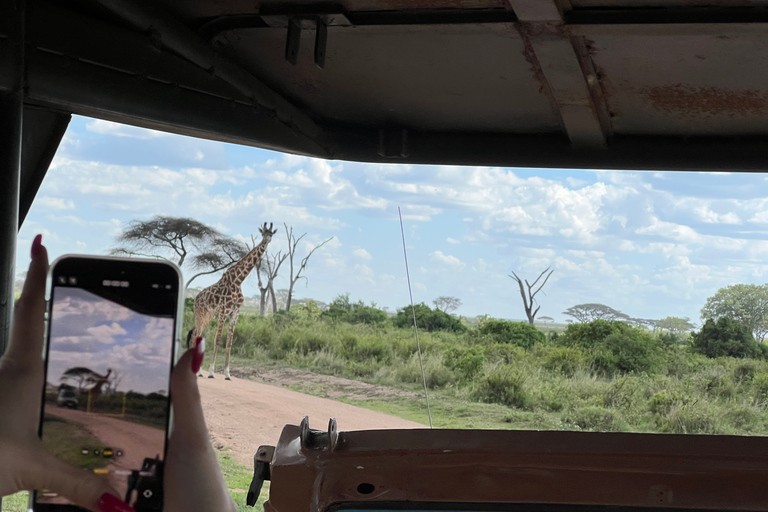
[562,303,630,323]
[701,284,768,342]
[433,296,462,314]
[393,303,466,333]
[692,317,762,359]
[111,216,248,287]
[656,316,696,334]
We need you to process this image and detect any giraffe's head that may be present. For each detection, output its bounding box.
[258,222,278,243]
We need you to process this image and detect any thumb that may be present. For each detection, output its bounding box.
[20,447,132,512]
[169,338,210,449]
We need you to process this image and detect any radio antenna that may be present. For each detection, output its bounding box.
[398,207,433,428]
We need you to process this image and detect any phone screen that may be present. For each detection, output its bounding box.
[34,257,180,512]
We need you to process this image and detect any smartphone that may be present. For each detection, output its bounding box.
[32,255,182,512]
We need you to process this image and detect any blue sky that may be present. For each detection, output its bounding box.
[16,115,768,324]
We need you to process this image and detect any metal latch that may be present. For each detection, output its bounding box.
[246,445,274,507]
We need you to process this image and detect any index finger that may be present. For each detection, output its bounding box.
[6,234,49,366]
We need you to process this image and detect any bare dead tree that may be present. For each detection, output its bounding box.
[284,223,333,312]
[256,249,288,315]
[509,267,554,324]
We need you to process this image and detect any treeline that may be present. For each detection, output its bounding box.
[185,298,768,436]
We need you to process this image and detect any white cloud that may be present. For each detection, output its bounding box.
[353,248,372,260]
[37,196,75,210]
[86,120,171,139]
[446,237,460,244]
[430,251,465,269]
[86,322,127,344]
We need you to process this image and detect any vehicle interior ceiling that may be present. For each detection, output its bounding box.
[4,0,768,509]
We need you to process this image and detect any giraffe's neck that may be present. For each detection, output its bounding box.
[224,239,269,287]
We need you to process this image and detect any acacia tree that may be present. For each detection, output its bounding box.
[112,216,218,266]
[433,296,462,314]
[284,223,333,312]
[562,303,630,323]
[509,267,554,324]
[701,284,768,342]
[112,216,247,288]
[656,316,696,334]
[186,236,248,288]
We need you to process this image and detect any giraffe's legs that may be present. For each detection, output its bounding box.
[192,309,213,377]
[208,314,227,378]
[223,309,240,380]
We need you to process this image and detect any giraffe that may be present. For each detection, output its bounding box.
[191,222,277,380]
[85,368,114,399]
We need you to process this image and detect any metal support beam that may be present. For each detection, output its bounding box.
[20,107,70,227]
[90,0,321,140]
[510,0,609,148]
[0,0,24,358]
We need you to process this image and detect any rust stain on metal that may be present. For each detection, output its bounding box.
[642,84,768,118]
[517,22,549,95]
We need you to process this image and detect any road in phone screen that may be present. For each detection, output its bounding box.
[37,286,173,511]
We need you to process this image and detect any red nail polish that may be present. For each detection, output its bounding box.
[31,234,43,257]
[97,492,136,512]
[192,337,205,374]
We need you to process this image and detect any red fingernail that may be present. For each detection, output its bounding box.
[97,492,136,512]
[192,337,205,374]
[31,234,43,257]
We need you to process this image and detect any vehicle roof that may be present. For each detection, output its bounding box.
[4,0,768,210]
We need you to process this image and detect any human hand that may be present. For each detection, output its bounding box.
[164,337,236,512]
[0,235,132,512]
[0,236,235,512]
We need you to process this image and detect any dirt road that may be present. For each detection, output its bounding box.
[198,374,424,465]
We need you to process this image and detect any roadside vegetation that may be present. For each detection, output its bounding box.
[186,294,768,437]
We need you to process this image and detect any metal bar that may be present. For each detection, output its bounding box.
[510,0,607,148]
[90,0,321,140]
[314,21,327,69]
[24,51,328,157]
[285,18,301,66]
[329,128,768,172]
[0,0,24,358]
[20,107,70,227]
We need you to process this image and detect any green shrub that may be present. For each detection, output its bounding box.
[753,373,768,406]
[662,345,703,378]
[590,329,661,375]
[473,365,530,409]
[664,403,722,434]
[393,303,466,333]
[603,375,643,409]
[478,319,546,349]
[351,337,392,363]
[322,293,389,324]
[648,390,686,416]
[444,346,485,381]
[559,320,633,349]
[692,318,760,359]
[397,353,455,389]
[700,368,736,400]
[564,406,626,431]
[542,346,586,376]
[483,343,525,364]
[733,361,759,383]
